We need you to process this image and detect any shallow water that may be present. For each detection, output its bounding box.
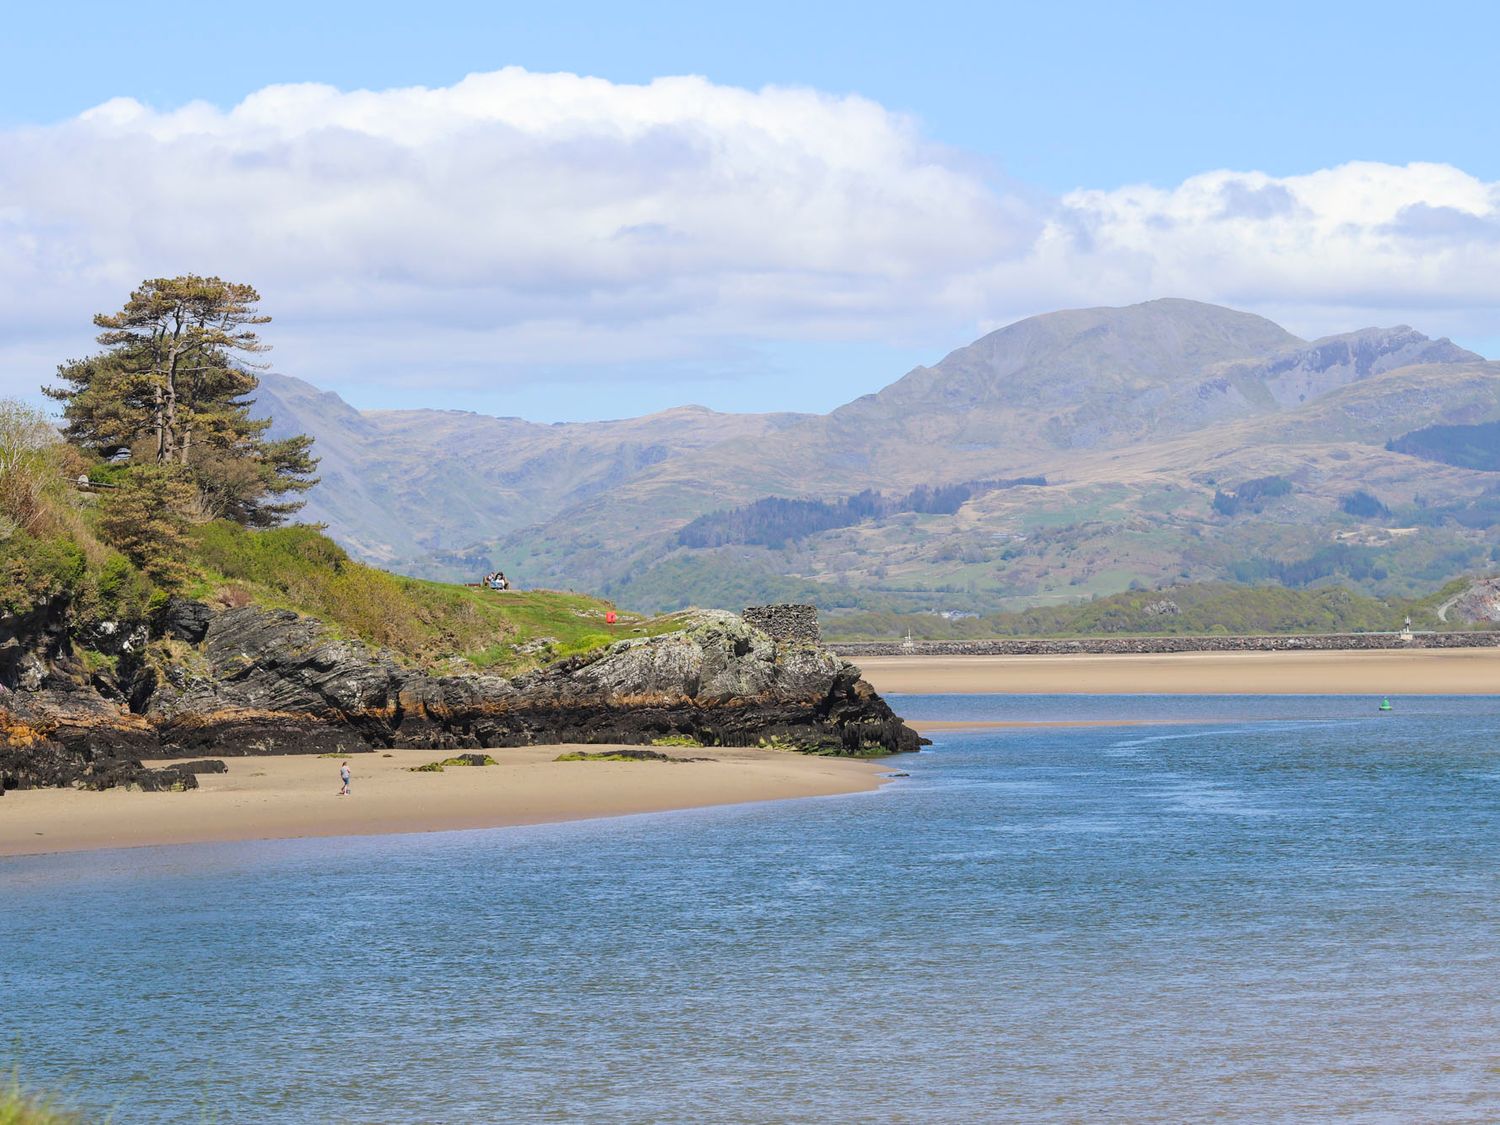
[5,695,1500,1122]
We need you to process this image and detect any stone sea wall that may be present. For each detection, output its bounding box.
[832,632,1500,657]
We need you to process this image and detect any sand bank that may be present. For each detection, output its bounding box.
[857,648,1500,695]
[0,745,886,858]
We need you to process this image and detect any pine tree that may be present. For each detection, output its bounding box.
[45,276,318,526]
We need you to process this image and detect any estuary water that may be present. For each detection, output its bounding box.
[4,694,1500,1123]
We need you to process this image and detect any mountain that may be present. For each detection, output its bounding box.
[259,374,806,569]
[258,299,1500,614]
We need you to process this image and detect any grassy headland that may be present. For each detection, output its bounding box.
[0,467,681,678]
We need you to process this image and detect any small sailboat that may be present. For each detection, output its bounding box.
[1378,697,1393,712]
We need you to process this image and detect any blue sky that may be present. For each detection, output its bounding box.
[4,1,1499,419]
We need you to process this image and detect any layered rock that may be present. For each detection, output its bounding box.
[0,602,920,791]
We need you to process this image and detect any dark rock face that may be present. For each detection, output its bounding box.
[0,738,199,793]
[76,761,200,792]
[158,597,214,644]
[0,604,921,790]
[169,759,229,774]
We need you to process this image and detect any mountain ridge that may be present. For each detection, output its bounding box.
[255,298,1499,612]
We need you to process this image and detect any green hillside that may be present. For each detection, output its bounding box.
[6,519,676,682]
[821,580,1493,642]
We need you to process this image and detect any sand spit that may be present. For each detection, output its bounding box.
[857,648,1500,695]
[0,745,886,858]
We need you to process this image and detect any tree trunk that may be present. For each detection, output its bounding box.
[153,382,167,463]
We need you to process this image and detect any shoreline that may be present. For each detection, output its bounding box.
[0,745,888,859]
[855,648,1500,695]
[910,718,1215,731]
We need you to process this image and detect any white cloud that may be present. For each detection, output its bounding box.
[0,69,1032,399]
[2,70,1499,411]
[1026,163,1500,341]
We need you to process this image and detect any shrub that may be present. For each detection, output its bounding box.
[0,533,88,615]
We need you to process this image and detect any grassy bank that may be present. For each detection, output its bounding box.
[185,522,688,672]
[0,470,683,676]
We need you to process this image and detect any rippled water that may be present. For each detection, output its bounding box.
[5,695,1500,1122]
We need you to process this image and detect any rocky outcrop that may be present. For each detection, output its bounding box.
[0,603,921,791]
[1447,579,1500,626]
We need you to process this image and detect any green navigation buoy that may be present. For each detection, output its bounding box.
[1379,697,1393,712]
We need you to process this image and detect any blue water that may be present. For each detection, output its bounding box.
[5,695,1500,1123]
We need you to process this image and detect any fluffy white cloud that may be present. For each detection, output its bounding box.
[1,69,1498,410]
[1023,163,1500,342]
[0,69,1031,398]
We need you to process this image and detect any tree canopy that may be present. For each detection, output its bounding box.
[46,275,318,527]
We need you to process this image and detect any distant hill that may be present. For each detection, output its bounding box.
[819,581,1469,642]
[257,299,1500,614]
[258,374,804,570]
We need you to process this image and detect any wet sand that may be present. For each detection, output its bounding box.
[0,745,887,858]
[857,648,1500,695]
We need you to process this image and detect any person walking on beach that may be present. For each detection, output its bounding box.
[338,761,351,796]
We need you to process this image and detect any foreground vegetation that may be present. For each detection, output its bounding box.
[1,494,678,675]
[0,1075,83,1125]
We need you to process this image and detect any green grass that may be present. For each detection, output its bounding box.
[0,1074,86,1125]
[181,522,689,674]
[0,477,696,677]
[0,481,695,676]
[73,648,117,676]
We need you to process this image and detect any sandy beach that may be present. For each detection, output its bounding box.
[856,648,1500,695]
[0,745,886,858]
